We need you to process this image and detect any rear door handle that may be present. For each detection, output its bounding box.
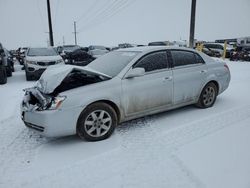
[200,70,207,73]
[163,76,173,81]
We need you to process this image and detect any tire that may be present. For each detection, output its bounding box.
[6,66,12,77]
[77,102,117,141]
[196,82,218,108]
[0,66,7,84]
[25,71,33,81]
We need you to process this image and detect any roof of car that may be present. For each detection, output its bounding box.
[117,46,197,53]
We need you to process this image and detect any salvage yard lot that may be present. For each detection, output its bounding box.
[1,60,250,188]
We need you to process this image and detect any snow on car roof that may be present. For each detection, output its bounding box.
[117,46,198,53]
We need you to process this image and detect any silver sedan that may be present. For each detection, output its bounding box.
[21,46,230,141]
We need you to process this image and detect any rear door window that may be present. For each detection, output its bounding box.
[171,50,198,67]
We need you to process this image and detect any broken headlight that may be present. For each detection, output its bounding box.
[48,96,66,110]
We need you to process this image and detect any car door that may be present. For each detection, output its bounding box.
[121,51,173,117]
[169,50,207,105]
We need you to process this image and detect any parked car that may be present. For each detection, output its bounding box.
[21,46,230,141]
[203,43,234,58]
[17,47,28,65]
[3,48,14,77]
[88,45,109,58]
[202,47,221,57]
[64,48,95,66]
[0,43,7,84]
[57,45,81,54]
[230,45,250,61]
[24,47,64,81]
[148,41,167,46]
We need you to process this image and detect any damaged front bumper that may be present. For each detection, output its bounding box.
[20,87,82,137]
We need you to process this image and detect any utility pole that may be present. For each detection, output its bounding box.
[47,0,54,46]
[189,0,196,48]
[73,21,78,45]
[62,36,65,45]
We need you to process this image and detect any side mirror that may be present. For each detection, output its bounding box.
[125,67,145,79]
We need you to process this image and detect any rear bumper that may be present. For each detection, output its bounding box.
[21,106,83,137]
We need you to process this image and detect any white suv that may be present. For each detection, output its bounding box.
[25,47,64,80]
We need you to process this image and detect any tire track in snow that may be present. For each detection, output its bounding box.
[2,105,250,188]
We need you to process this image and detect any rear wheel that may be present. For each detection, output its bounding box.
[0,66,7,84]
[77,102,117,141]
[196,82,217,108]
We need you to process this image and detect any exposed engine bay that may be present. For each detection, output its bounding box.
[22,68,110,111]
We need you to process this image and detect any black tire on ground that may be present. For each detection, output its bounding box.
[25,71,33,81]
[6,67,12,77]
[77,102,117,141]
[0,66,7,84]
[196,82,218,108]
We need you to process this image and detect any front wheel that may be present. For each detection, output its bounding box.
[77,102,117,141]
[196,82,218,108]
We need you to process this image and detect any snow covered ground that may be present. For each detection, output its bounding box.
[0,60,250,188]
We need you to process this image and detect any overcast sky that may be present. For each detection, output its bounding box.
[0,0,249,49]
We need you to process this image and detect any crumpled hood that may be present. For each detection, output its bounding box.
[36,64,111,94]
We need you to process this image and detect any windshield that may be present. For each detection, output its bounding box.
[28,48,58,56]
[87,51,140,77]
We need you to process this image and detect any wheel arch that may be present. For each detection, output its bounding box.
[207,80,219,94]
[79,99,121,123]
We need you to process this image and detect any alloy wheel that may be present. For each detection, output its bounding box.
[84,110,112,138]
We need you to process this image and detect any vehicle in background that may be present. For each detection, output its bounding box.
[21,46,230,141]
[88,45,109,58]
[118,43,134,48]
[57,45,81,60]
[17,47,28,65]
[230,45,250,61]
[0,43,7,84]
[148,41,167,46]
[3,48,14,76]
[57,45,81,54]
[203,43,234,58]
[64,48,95,66]
[24,47,64,81]
[202,47,221,58]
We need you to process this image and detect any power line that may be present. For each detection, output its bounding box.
[77,0,125,31]
[78,0,135,33]
[77,0,118,28]
[76,0,100,22]
[61,0,108,42]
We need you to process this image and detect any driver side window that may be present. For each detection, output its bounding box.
[134,51,168,72]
